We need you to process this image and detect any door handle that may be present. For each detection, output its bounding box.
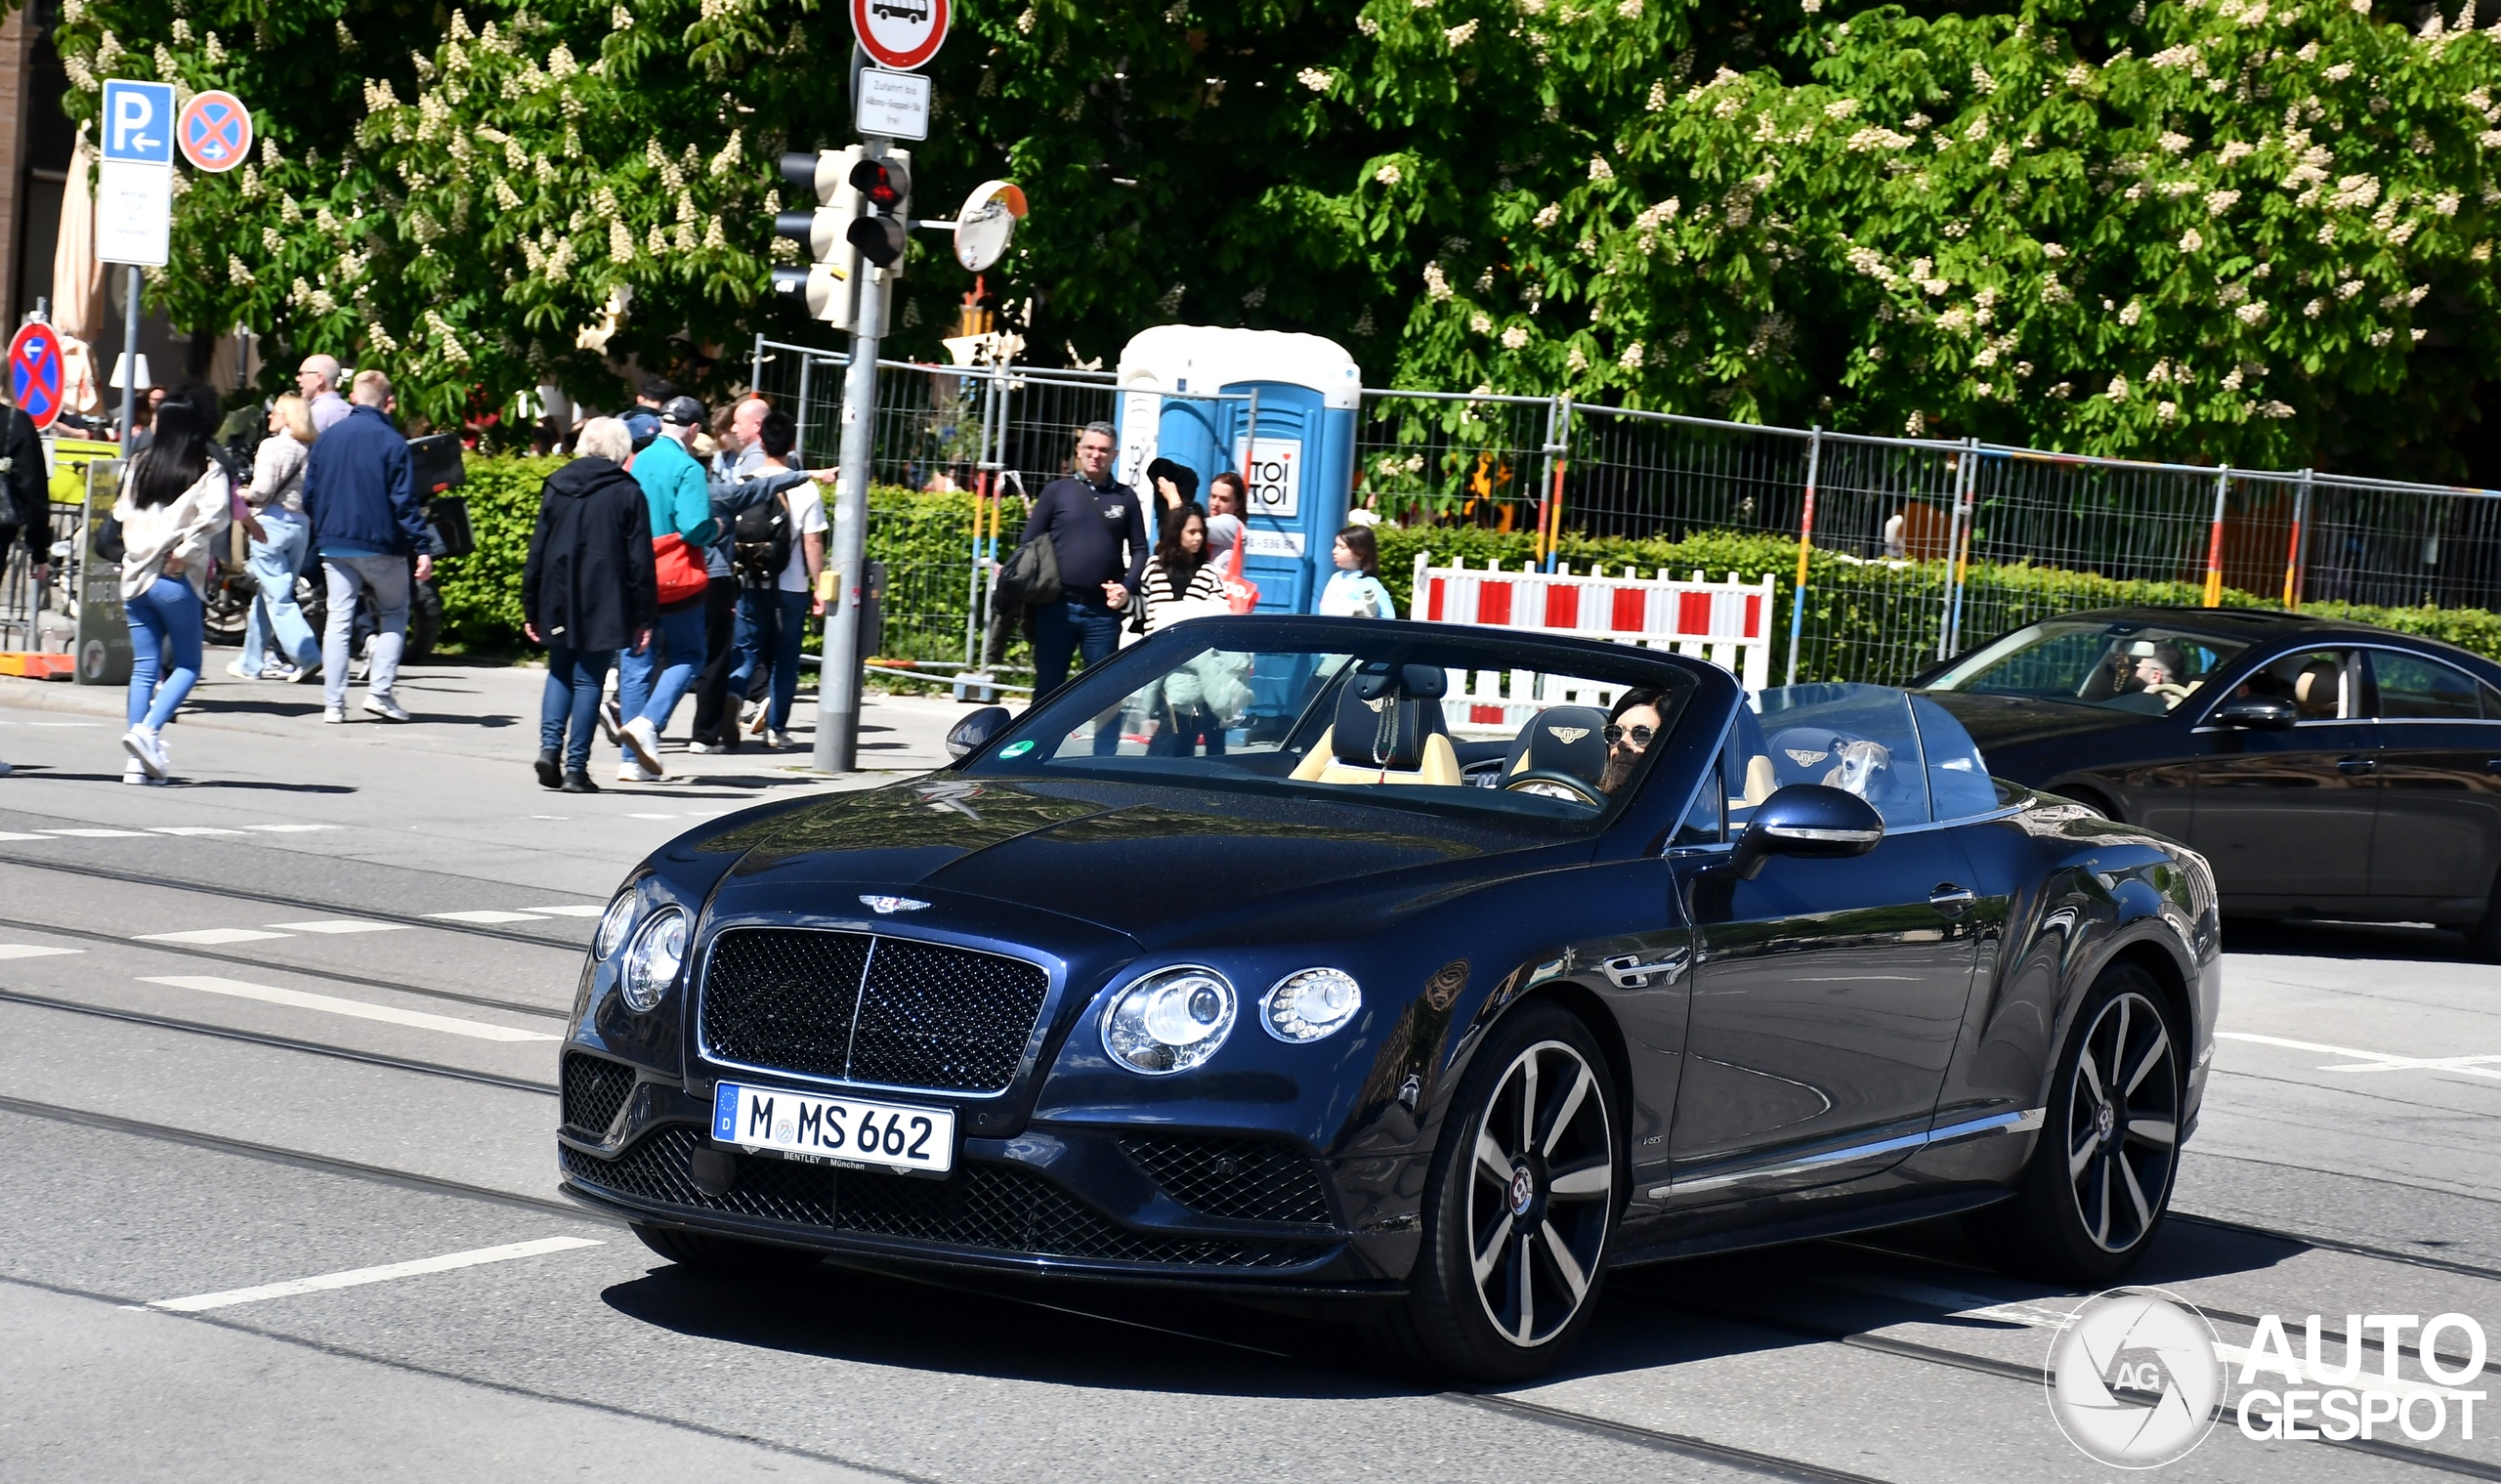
[1602,948,1690,988]
[2336,756,2378,775]
[1929,884,1978,917]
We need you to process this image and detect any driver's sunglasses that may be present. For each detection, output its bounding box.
[1603,724,1654,748]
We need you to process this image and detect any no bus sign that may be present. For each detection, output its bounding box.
[852,0,948,72]
[177,90,252,173]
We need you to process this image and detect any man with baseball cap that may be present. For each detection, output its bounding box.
[608,394,715,780]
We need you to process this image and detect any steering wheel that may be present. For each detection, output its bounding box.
[1502,768,1608,807]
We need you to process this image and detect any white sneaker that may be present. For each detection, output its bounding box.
[121,759,165,786]
[616,758,664,784]
[620,715,664,773]
[598,698,623,744]
[363,693,410,723]
[122,725,169,780]
[687,740,725,754]
[261,662,299,682]
[289,660,321,684]
[766,729,794,751]
[224,659,257,680]
[322,705,348,724]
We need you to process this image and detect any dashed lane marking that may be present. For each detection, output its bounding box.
[0,830,48,840]
[38,828,148,838]
[243,824,338,833]
[136,927,293,946]
[143,1236,603,1313]
[264,918,411,935]
[137,974,560,1042]
[522,905,607,917]
[0,944,83,960]
[625,812,677,820]
[2217,1030,2501,1081]
[148,827,247,836]
[425,910,549,924]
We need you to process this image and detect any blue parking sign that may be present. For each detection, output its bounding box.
[101,79,176,165]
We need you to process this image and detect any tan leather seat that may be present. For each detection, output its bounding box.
[1289,661,1464,787]
[2293,657,2344,720]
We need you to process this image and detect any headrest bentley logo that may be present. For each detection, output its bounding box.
[859,895,931,914]
[1547,726,1590,744]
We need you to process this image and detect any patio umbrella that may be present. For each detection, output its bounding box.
[50,131,100,346]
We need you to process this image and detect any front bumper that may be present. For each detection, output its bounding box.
[559,1055,1406,1295]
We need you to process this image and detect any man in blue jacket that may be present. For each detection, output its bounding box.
[302,369,431,724]
[610,396,716,780]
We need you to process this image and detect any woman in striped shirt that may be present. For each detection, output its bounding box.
[1142,504,1227,632]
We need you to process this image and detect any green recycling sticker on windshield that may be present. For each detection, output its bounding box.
[1000,740,1035,757]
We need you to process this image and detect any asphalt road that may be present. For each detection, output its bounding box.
[2,662,2497,1483]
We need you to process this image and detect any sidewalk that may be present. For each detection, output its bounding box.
[0,652,965,784]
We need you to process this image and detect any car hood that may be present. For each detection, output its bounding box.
[692,776,1582,944]
[1920,691,2161,752]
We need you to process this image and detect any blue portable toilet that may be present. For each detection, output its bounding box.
[1112,326,1362,615]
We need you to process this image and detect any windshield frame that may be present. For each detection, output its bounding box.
[956,615,1716,836]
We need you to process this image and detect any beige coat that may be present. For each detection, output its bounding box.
[115,465,232,601]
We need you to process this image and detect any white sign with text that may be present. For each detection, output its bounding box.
[1232,436,1302,520]
[856,68,931,140]
[96,160,172,267]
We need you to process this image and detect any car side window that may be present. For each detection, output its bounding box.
[2369,651,2483,721]
[2228,649,2358,722]
[1911,697,2002,821]
[1756,684,1931,827]
[1675,750,1724,846]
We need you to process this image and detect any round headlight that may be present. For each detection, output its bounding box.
[1102,967,1235,1075]
[593,892,638,959]
[620,909,687,1013]
[1262,968,1363,1042]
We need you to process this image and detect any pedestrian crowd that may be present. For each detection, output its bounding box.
[10,375,1368,786]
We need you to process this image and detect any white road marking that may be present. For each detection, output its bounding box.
[148,827,246,836]
[146,1236,603,1313]
[2216,1031,2501,1081]
[0,830,49,840]
[243,824,338,833]
[264,918,411,935]
[425,910,549,924]
[626,812,677,820]
[0,944,83,960]
[25,721,100,727]
[522,905,606,917]
[136,927,294,946]
[39,827,148,838]
[137,974,558,1042]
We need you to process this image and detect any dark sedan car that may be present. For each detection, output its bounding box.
[1919,607,2501,950]
[559,616,2217,1378]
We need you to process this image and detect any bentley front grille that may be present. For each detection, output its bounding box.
[699,927,1050,1095]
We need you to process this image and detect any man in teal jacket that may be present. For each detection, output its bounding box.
[611,396,716,780]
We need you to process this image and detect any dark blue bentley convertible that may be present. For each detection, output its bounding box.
[558,615,2219,1379]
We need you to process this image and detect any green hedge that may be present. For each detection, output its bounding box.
[444,456,2501,675]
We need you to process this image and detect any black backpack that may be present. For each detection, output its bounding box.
[731,491,793,586]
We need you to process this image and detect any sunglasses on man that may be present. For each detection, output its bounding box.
[1603,724,1655,748]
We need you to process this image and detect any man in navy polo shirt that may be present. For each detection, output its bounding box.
[1016,421,1146,711]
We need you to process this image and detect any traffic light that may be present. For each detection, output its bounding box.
[772,147,864,327]
[845,151,913,271]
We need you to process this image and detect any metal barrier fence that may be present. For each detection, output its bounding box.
[742,334,2501,691]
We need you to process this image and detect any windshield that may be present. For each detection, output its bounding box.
[1921,619,2247,715]
[965,618,1704,828]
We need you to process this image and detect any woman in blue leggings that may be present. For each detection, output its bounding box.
[112,388,231,784]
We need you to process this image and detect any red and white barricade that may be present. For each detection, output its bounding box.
[1410,556,1775,732]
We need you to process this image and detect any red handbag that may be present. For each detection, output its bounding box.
[652,533,707,605]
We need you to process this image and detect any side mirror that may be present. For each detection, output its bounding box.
[945,705,1012,760]
[1730,784,1886,881]
[2210,696,2297,730]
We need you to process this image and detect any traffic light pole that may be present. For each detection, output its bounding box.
[814,137,888,774]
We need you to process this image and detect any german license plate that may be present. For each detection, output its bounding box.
[711,1081,955,1175]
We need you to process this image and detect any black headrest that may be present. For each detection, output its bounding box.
[1333,675,1447,771]
[1505,704,1610,785]
[1352,660,1447,701]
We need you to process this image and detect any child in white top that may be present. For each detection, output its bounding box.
[1318,524,1396,619]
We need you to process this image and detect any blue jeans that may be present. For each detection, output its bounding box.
[1031,599,1124,755]
[728,587,811,733]
[617,601,706,737]
[240,514,318,674]
[539,644,613,772]
[126,576,203,732]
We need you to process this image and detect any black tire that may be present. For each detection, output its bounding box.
[1970,963,2185,1286]
[1366,1001,1623,1381]
[630,1222,824,1275]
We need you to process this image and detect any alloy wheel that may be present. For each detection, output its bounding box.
[1466,1039,1615,1348]
[2064,990,2181,1253]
